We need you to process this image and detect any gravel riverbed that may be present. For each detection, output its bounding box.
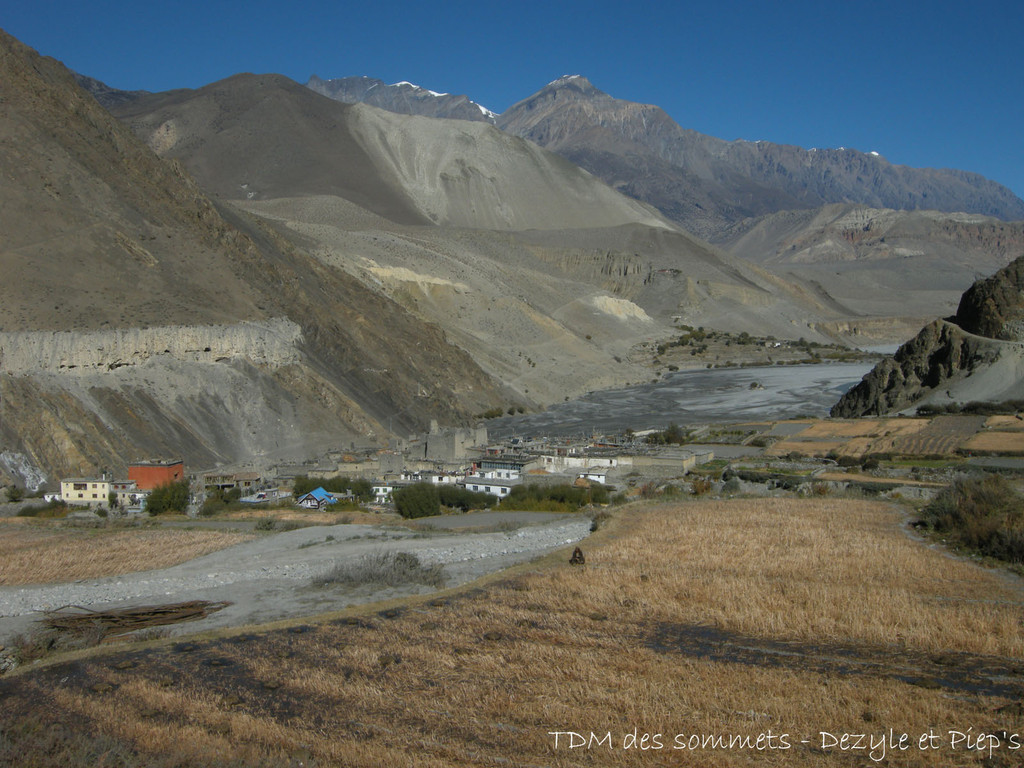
[0,513,590,643]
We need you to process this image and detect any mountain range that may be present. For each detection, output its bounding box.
[303,74,1024,238]
[2,26,1023,485]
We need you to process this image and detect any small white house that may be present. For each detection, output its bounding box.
[459,477,520,498]
[577,470,608,484]
[372,483,396,504]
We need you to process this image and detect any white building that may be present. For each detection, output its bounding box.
[459,477,519,498]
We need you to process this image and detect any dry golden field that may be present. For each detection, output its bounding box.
[0,524,254,586]
[2,498,1023,767]
[766,418,929,458]
[962,416,1024,455]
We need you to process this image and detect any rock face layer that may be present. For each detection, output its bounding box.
[832,255,1024,416]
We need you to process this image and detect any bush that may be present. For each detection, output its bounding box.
[690,476,712,496]
[16,500,69,518]
[438,484,495,512]
[145,480,190,515]
[923,474,1024,563]
[495,483,604,512]
[313,551,444,588]
[393,482,440,519]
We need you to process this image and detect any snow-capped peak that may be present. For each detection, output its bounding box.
[391,80,450,97]
[548,74,586,87]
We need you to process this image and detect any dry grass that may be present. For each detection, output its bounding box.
[768,416,994,458]
[963,431,1024,454]
[984,415,1024,431]
[2,498,1023,767]
[796,419,925,439]
[0,526,254,586]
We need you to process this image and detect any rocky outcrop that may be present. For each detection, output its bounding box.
[832,255,1024,416]
[954,258,1024,341]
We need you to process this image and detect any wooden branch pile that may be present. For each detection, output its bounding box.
[41,600,231,640]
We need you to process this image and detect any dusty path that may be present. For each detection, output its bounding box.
[0,513,590,643]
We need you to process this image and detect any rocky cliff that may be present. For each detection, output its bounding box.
[0,320,301,374]
[832,255,1024,416]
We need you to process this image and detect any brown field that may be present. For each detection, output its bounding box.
[984,415,1024,430]
[766,418,929,457]
[962,431,1024,455]
[795,419,925,439]
[766,416,996,458]
[962,417,1024,454]
[0,525,254,586]
[2,498,1023,766]
[890,415,988,456]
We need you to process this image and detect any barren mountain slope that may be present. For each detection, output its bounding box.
[105,71,883,400]
[240,194,865,405]
[0,30,507,487]
[498,76,1024,238]
[112,74,669,233]
[0,32,268,332]
[718,204,1024,332]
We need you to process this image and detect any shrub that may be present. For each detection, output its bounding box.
[690,476,712,496]
[313,551,444,588]
[438,484,495,512]
[495,483,604,512]
[16,500,69,518]
[923,474,1024,563]
[393,482,440,519]
[145,480,190,515]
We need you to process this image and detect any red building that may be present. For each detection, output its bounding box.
[128,459,185,491]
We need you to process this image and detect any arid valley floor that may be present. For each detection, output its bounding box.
[2,415,1024,767]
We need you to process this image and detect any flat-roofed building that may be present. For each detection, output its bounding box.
[129,459,185,490]
[61,478,111,507]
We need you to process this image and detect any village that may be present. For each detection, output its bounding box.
[41,412,1024,517]
[46,421,716,516]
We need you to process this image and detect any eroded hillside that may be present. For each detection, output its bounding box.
[0,30,508,487]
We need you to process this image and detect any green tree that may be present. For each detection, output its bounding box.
[393,482,440,519]
[146,480,190,515]
[438,484,495,512]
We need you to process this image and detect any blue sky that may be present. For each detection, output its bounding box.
[5,0,1024,201]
